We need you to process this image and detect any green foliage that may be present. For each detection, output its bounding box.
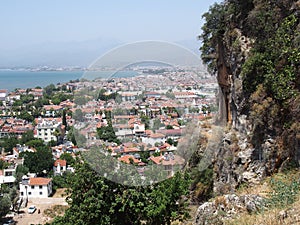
[190,167,214,203]
[15,165,29,183]
[0,159,7,170]
[152,118,164,131]
[20,146,54,175]
[74,96,88,106]
[51,162,190,225]
[20,130,34,144]
[165,90,175,100]
[0,195,11,217]
[1,136,18,153]
[60,153,75,166]
[51,92,71,105]
[44,84,56,96]
[53,172,70,190]
[98,89,120,102]
[62,110,67,128]
[139,150,150,163]
[242,13,300,101]
[267,177,300,208]
[165,125,174,130]
[25,139,45,148]
[140,115,150,130]
[166,138,174,146]
[73,109,84,122]
[97,125,120,144]
[17,111,34,122]
[199,2,227,74]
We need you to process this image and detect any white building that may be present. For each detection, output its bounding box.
[141,133,166,146]
[0,168,16,187]
[19,177,52,199]
[35,118,61,143]
[133,123,145,136]
[53,159,67,176]
[0,89,8,104]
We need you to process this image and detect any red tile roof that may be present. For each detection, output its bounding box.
[150,155,185,166]
[29,177,52,186]
[54,159,67,167]
[118,155,140,164]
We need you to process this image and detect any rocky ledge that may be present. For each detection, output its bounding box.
[195,194,265,225]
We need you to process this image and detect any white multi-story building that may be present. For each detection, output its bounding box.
[19,176,52,199]
[35,118,61,143]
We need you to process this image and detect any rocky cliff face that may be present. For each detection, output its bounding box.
[195,0,300,223]
[212,28,270,194]
[206,0,300,196]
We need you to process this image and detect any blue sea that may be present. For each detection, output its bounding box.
[0,70,138,91]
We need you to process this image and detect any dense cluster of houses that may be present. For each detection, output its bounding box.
[0,68,217,201]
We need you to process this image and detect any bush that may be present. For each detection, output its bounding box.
[267,177,300,208]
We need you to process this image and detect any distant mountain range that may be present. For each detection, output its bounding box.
[0,38,202,68]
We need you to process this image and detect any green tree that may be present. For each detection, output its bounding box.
[60,153,75,166]
[44,84,56,96]
[15,165,29,183]
[73,109,84,122]
[62,109,67,128]
[0,195,11,217]
[74,96,88,106]
[199,2,227,74]
[18,111,34,122]
[1,137,18,153]
[97,125,120,144]
[165,125,174,130]
[52,161,190,225]
[20,130,35,144]
[25,139,45,148]
[20,146,54,175]
[152,119,164,131]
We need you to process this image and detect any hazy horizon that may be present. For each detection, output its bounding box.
[0,0,221,67]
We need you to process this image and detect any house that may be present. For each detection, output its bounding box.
[19,176,52,199]
[156,129,183,141]
[145,92,161,99]
[0,89,8,104]
[150,152,185,176]
[43,105,63,117]
[0,168,16,187]
[53,159,67,176]
[35,118,62,143]
[121,92,137,102]
[133,123,145,136]
[115,124,133,137]
[141,133,166,146]
[29,88,43,100]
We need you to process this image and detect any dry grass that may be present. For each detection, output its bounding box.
[237,180,271,197]
[225,198,300,225]
[226,170,300,225]
[43,204,69,218]
[52,188,68,198]
[171,205,199,225]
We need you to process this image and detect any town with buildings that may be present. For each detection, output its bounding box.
[0,66,217,223]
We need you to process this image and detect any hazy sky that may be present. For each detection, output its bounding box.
[0,0,221,66]
[0,0,221,48]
